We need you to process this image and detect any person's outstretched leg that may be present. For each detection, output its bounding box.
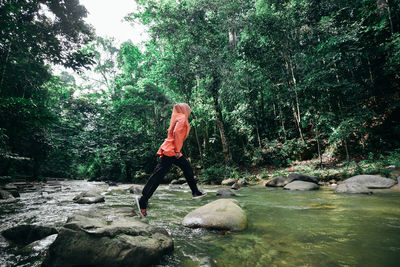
[139,156,173,209]
[174,156,202,196]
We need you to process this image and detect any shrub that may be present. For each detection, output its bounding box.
[200,165,239,184]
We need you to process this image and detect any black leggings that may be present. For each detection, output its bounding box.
[139,156,201,208]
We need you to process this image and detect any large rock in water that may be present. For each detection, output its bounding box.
[0,189,15,200]
[287,173,319,184]
[182,199,247,231]
[216,188,236,197]
[2,183,20,198]
[265,176,288,187]
[170,177,187,185]
[390,184,400,191]
[73,191,105,204]
[2,225,58,246]
[283,181,319,191]
[129,184,143,194]
[342,175,396,189]
[221,178,236,186]
[42,207,173,267]
[335,183,372,194]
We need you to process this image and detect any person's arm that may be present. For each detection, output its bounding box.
[173,116,186,158]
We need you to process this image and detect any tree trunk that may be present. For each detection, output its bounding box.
[193,125,205,169]
[275,92,287,140]
[209,74,232,165]
[0,41,12,93]
[256,124,262,148]
[285,59,304,142]
[343,138,350,162]
[125,161,132,181]
[316,131,323,168]
[291,101,305,142]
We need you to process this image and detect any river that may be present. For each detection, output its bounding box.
[1,180,400,266]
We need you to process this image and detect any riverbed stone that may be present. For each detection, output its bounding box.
[19,234,58,255]
[265,176,288,187]
[5,189,20,198]
[216,188,236,197]
[287,173,319,184]
[237,178,248,186]
[390,184,400,191]
[182,199,247,231]
[387,167,400,179]
[335,183,372,194]
[170,177,187,185]
[3,183,18,190]
[2,225,58,246]
[0,189,15,200]
[129,184,143,194]
[343,175,396,189]
[283,181,319,191]
[231,182,240,190]
[221,178,236,186]
[73,191,105,204]
[42,207,173,267]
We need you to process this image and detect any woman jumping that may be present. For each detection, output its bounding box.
[135,103,206,217]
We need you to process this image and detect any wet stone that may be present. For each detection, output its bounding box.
[42,207,173,267]
[1,225,58,246]
[216,188,236,197]
[182,199,247,231]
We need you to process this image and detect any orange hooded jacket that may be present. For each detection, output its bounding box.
[157,103,191,157]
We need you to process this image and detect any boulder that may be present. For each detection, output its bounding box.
[42,208,173,267]
[265,176,288,187]
[287,173,319,184]
[221,178,236,186]
[3,184,20,198]
[0,189,14,200]
[2,225,58,246]
[129,184,143,194]
[19,234,58,255]
[73,191,105,204]
[237,178,248,186]
[390,184,400,191]
[170,177,186,185]
[343,175,396,189]
[182,199,247,231]
[387,167,400,179]
[283,181,319,191]
[216,188,236,197]
[7,189,20,198]
[231,182,240,190]
[335,183,372,194]
[3,183,18,190]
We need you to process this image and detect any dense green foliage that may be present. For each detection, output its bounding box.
[1,0,399,182]
[0,0,93,179]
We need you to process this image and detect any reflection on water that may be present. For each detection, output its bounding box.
[1,181,400,266]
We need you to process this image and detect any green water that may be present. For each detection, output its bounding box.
[150,185,400,267]
[1,181,400,266]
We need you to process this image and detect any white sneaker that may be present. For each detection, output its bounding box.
[135,196,147,217]
[192,192,207,200]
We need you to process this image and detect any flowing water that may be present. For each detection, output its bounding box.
[1,180,400,267]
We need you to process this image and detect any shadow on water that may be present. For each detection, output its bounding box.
[1,181,400,266]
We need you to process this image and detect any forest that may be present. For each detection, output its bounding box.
[1,0,400,184]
